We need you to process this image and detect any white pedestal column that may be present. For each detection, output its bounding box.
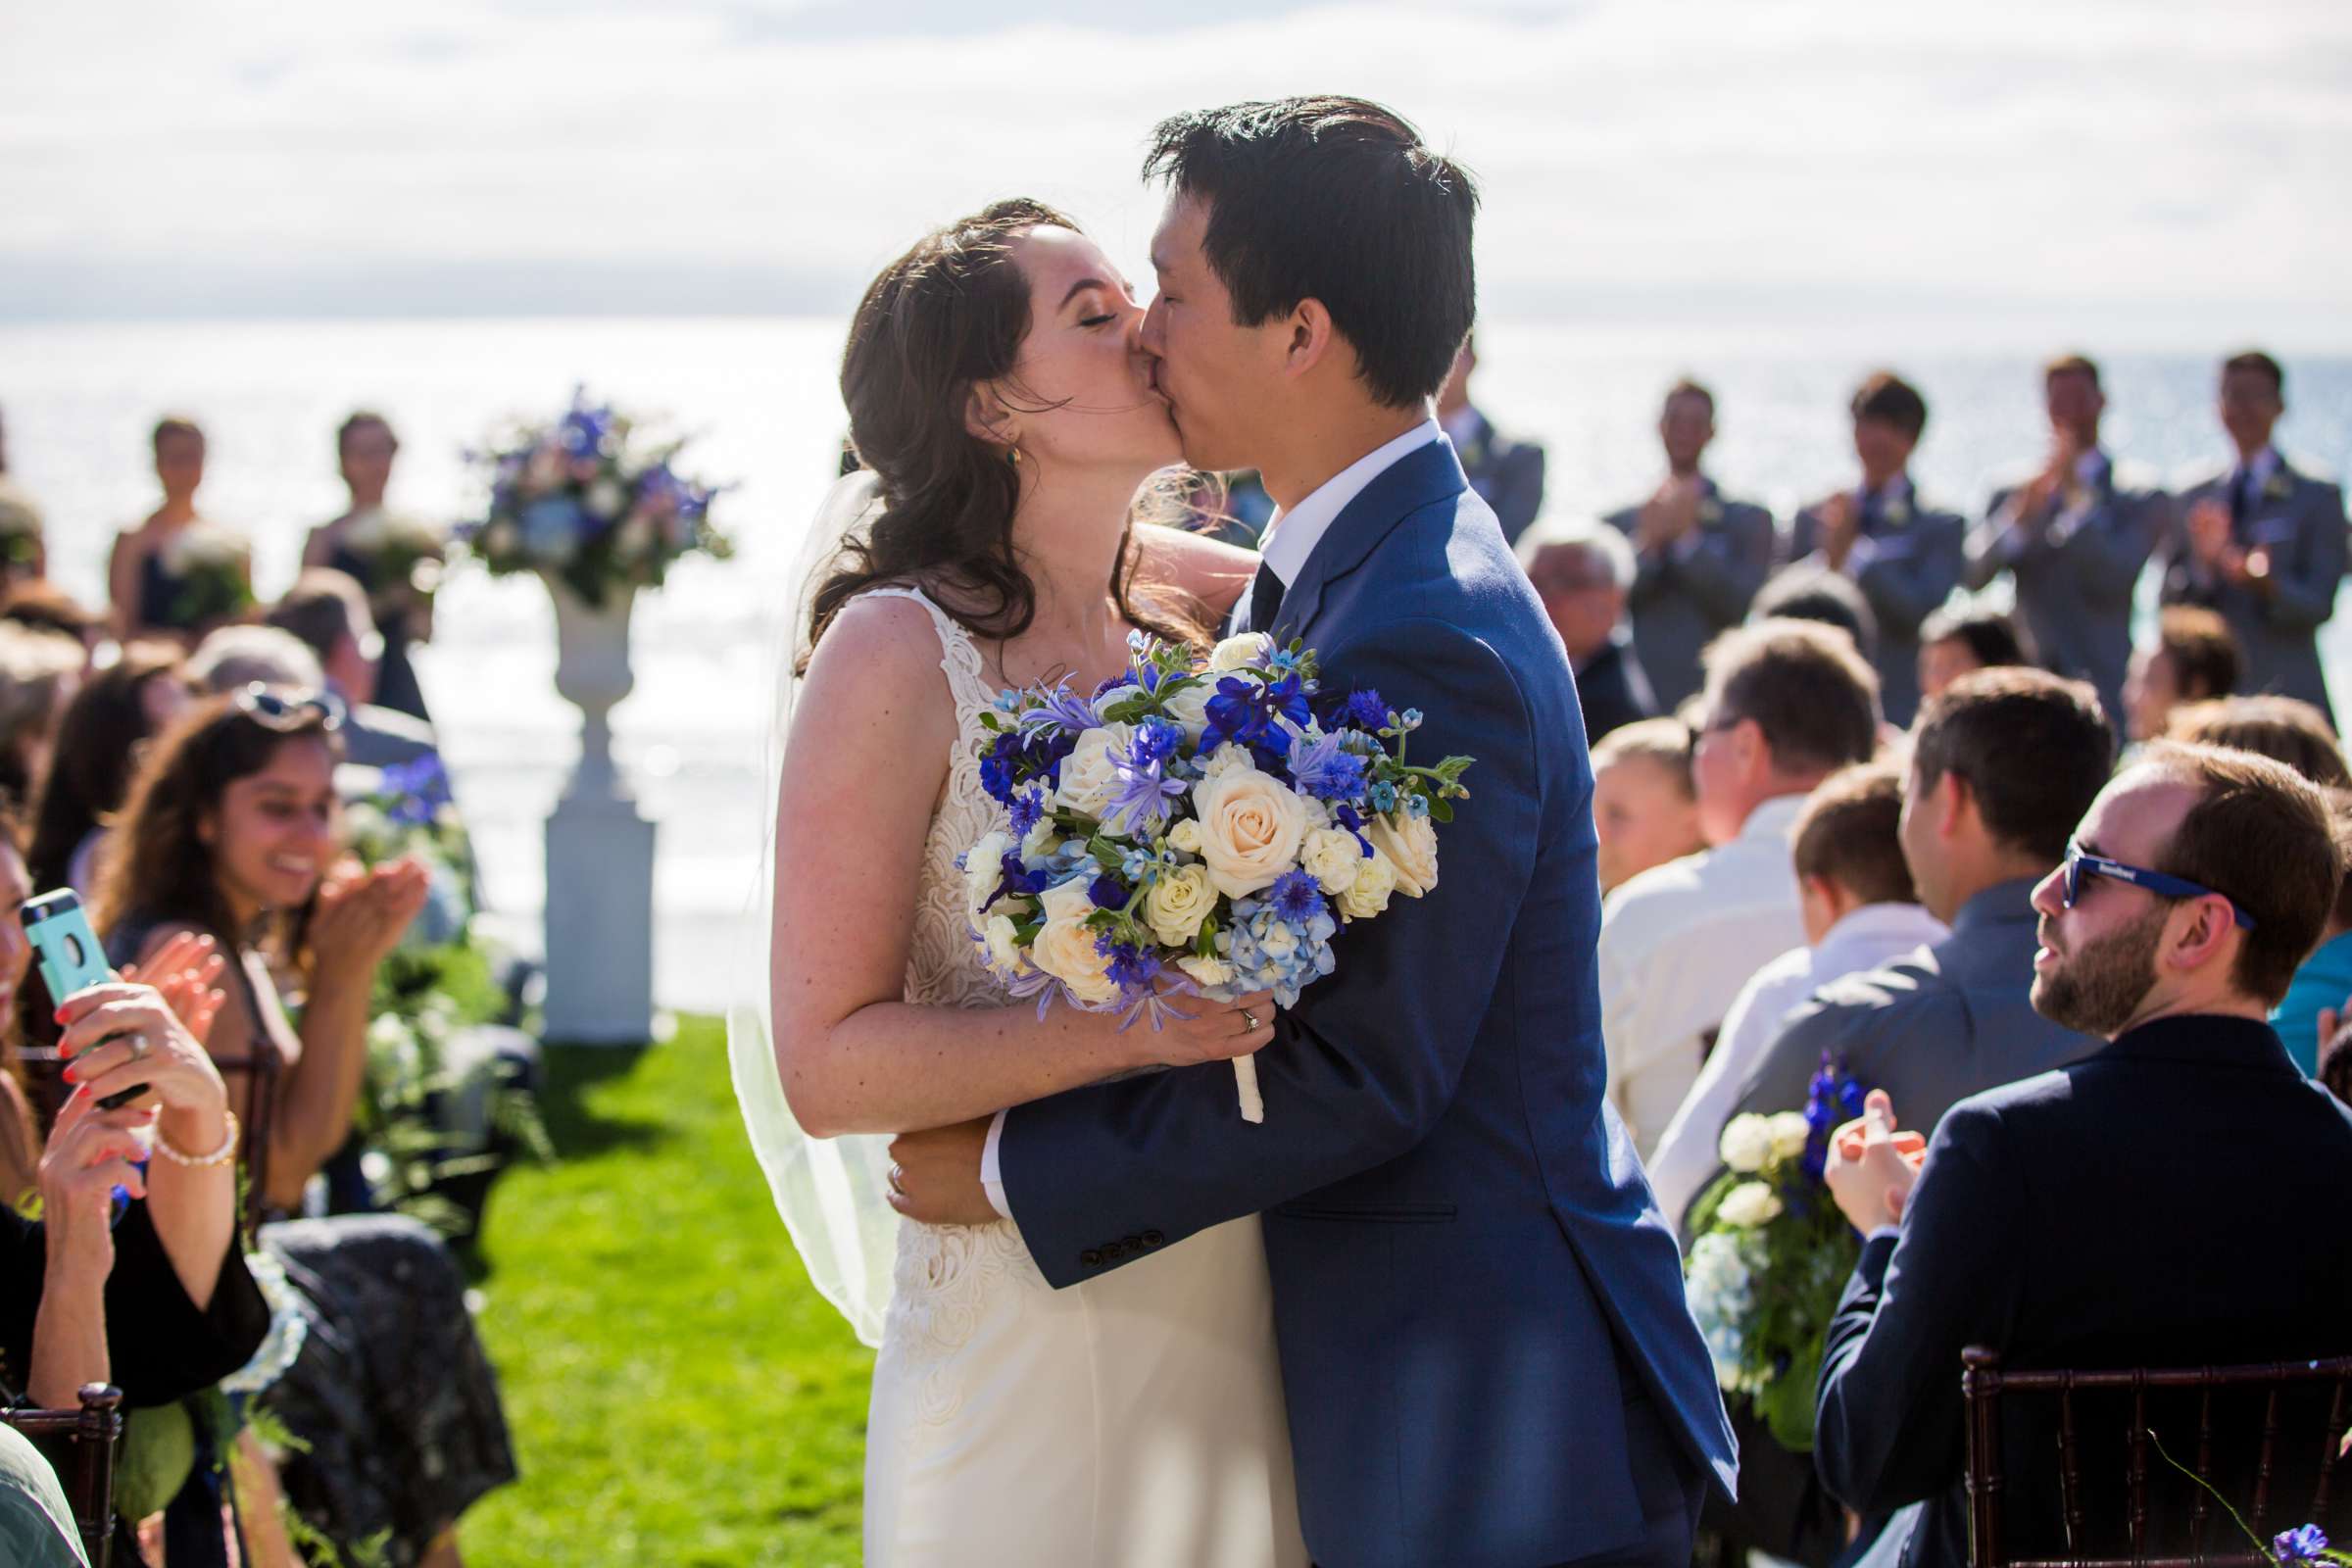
[541,572,655,1044]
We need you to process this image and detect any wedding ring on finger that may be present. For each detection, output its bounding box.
[1241,1010,1260,1032]
[126,1033,152,1063]
[888,1163,907,1198]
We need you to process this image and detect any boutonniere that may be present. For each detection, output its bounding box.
[2264,470,2294,502]
[1697,496,1724,525]
[1882,499,1912,527]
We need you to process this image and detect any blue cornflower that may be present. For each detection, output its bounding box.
[1130,718,1182,767]
[1006,785,1047,840]
[1099,938,1162,996]
[1340,688,1391,733]
[2276,1527,2329,1565]
[1089,873,1130,910]
[1267,869,1327,926]
[1288,725,1369,803]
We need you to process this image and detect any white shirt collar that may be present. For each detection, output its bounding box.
[1812,901,1947,973]
[1733,792,1810,849]
[2073,448,2110,488]
[1259,418,1443,589]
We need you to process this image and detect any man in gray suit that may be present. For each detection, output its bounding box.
[1437,334,1546,546]
[1966,354,2166,726]
[1785,371,1965,726]
[1604,379,1776,710]
[1729,667,2114,1130]
[2160,349,2347,724]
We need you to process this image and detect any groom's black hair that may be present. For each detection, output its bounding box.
[1144,96,1477,410]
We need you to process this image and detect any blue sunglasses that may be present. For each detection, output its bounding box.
[2061,842,2256,931]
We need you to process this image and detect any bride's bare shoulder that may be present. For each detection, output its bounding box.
[799,590,959,721]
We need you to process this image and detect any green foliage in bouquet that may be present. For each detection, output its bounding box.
[162,521,256,626]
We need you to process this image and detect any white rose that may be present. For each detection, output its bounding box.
[1030,914,1119,1005]
[1161,682,1214,743]
[1193,766,1310,900]
[1176,954,1234,990]
[1717,1112,1773,1174]
[1301,827,1366,896]
[1765,1111,1812,1166]
[1037,876,1097,924]
[962,830,1013,926]
[1021,817,1058,860]
[1335,845,1398,921]
[1208,632,1272,672]
[1197,743,1253,780]
[1364,810,1440,897]
[584,478,626,520]
[982,913,1029,974]
[1715,1181,1784,1228]
[1054,723,1136,819]
[1166,817,1204,855]
[1143,863,1216,950]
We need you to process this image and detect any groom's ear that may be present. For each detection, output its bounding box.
[1279,298,1339,381]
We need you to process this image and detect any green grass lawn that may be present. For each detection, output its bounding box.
[460,1019,872,1566]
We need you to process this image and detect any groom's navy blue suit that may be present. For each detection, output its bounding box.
[999,436,1738,1567]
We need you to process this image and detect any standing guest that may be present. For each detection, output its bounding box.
[1591,717,1706,895]
[1730,668,2114,1129]
[108,417,252,646]
[1516,518,1656,741]
[1435,334,1546,545]
[2161,350,2347,721]
[1646,762,1945,1233]
[0,624,83,812]
[1786,371,1966,727]
[1964,355,2164,722]
[267,569,438,768]
[2120,605,2240,745]
[2164,694,2349,788]
[1915,605,2029,703]
[1814,744,2352,1568]
[1599,618,1880,1155]
[24,643,191,901]
[1605,379,1776,710]
[302,412,436,723]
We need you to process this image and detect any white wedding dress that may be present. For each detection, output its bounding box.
[858,587,1306,1568]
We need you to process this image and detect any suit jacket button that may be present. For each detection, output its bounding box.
[1121,1234,1143,1254]
[1080,1249,1102,1267]
[1142,1230,1165,1249]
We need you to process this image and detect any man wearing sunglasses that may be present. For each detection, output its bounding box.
[1812,742,2352,1568]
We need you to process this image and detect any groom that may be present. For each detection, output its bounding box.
[892,96,1736,1567]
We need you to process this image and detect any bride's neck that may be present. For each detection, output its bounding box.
[1009,461,1142,644]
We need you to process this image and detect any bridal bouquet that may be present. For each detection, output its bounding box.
[460,386,731,607]
[959,629,1473,1123]
[1683,1054,1870,1450]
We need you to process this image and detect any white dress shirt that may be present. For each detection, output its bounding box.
[1596,792,1810,1159]
[1642,900,1949,1229]
[981,416,1446,1220]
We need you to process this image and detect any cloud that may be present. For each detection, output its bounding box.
[1,0,2346,340]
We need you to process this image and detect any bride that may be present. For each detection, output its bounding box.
[737,199,1308,1566]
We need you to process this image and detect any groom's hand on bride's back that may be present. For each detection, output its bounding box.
[888,1117,999,1226]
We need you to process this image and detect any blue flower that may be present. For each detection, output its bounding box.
[1102,720,1190,836]
[1089,874,1129,910]
[1223,893,1338,1007]
[1288,725,1369,803]
[1099,937,1163,998]
[1368,779,1398,814]
[2276,1527,2329,1566]
[378,754,453,826]
[1200,672,1313,771]
[1267,869,1327,925]
[979,731,1025,807]
[1006,785,1047,840]
[1130,718,1182,767]
[1339,688,1391,733]
[1021,683,1102,741]
[983,850,1044,914]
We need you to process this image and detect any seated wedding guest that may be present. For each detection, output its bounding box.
[1599,619,1880,1155]
[1604,379,1776,710]
[2164,693,2350,789]
[0,624,83,812]
[185,624,323,697]
[1915,604,2028,703]
[1591,718,1706,895]
[1964,355,2164,723]
[1786,372,1966,726]
[2324,1014,2352,1102]
[94,695,514,1568]
[1647,762,1945,1233]
[302,412,436,723]
[1730,668,2113,1129]
[267,570,438,768]
[2162,350,2347,723]
[1516,518,1656,741]
[2275,794,2352,1076]
[1436,334,1546,545]
[1749,563,1878,667]
[1815,742,2352,1568]
[24,643,190,901]
[1,585,102,670]
[2121,605,2240,745]
[108,417,252,647]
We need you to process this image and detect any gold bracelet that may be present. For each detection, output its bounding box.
[155,1110,240,1168]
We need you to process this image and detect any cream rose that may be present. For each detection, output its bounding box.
[1037,876,1096,924]
[1765,1111,1811,1165]
[1166,817,1205,855]
[1177,953,1234,990]
[1717,1112,1772,1174]
[1030,877,1117,1004]
[1301,827,1366,896]
[1208,632,1272,671]
[1715,1181,1784,1228]
[1161,682,1214,743]
[961,830,1013,927]
[1193,766,1310,899]
[1144,864,1216,949]
[1054,722,1137,818]
[1335,845,1398,920]
[1365,809,1440,897]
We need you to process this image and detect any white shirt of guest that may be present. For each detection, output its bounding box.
[1642,899,1950,1230]
[982,415,1445,1220]
[1597,792,1810,1159]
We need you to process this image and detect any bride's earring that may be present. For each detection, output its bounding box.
[1006,446,1021,467]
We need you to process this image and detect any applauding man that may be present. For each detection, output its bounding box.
[1813,743,2352,1568]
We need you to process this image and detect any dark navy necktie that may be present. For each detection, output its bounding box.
[1247,564,1284,636]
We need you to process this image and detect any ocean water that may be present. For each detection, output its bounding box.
[2,318,2347,1012]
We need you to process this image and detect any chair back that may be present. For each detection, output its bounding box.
[1963,1346,2352,1568]
[0,1383,124,1568]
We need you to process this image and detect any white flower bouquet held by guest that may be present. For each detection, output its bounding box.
[960,627,1472,1121]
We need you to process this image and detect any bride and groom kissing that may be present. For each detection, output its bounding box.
[744,96,1738,1567]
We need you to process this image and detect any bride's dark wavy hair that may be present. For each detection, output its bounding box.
[807,198,1198,669]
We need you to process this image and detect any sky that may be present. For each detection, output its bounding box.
[4,0,2349,346]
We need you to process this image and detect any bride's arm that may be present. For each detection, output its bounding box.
[771,596,1271,1139]
[1131,521,1257,620]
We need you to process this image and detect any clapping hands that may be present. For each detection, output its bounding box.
[309,857,432,975]
[1634,476,1704,555]
[1815,491,1861,570]
[1823,1089,1926,1235]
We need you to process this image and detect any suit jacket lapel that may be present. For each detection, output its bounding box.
[1267,436,1468,648]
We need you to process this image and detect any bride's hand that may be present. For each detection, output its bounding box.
[1122,989,1280,1069]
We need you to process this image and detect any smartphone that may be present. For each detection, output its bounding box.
[23,890,148,1111]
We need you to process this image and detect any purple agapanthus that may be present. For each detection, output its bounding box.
[2275,1527,2329,1566]
[1102,720,1190,836]
[1021,683,1103,741]
[1288,725,1369,803]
